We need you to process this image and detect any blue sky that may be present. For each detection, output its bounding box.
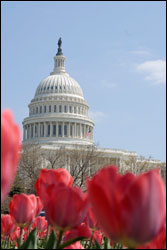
[2,1,166,161]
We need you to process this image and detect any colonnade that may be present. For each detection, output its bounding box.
[23,121,93,141]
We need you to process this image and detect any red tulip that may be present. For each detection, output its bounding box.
[64,241,84,249]
[43,184,89,231]
[87,166,166,248]
[35,196,43,217]
[93,230,103,246]
[35,168,73,203]
[84,206,98,229]
[1,109,21,202]
[63,222,91,242]
[9,193,37,227]
[1,214,16,238]
[10,227,20,242]
[31,216,48,232]
[138,223,166,249]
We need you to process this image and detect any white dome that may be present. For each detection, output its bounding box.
[35,74,84,98]
[23,39,94,147]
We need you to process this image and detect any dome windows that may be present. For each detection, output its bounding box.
[30,104,87,116]
[53,125,56,136]
[64,125,67,137]
[64,105,67,113]
[69,106,72,113]
[58,124,62,137]
[47,124,50,136]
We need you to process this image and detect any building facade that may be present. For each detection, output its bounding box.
[22,39,165,175]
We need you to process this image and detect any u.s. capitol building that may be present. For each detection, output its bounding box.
[22,38,165,175]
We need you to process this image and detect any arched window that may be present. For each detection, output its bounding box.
[64,105,67,113]
[59,105,62,113]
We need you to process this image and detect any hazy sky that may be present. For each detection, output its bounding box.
[2,1,166,161]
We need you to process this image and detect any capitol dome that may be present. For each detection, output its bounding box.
[35,74,84,98]
[22,38,94,147]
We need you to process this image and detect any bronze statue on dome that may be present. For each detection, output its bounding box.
[56,37,63,56]
[58,37,62,48]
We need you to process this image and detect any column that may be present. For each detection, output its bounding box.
[80,124,82,138]
[23,126,25,140]
[29,124,31,138]
[30,124,32,139]
[25,125,27,140]
[62,122,64,137]
[33,123,35,138]
[71,123,74,138]
[74,123,76,138]
[67,122,70,137]
[38,123,40,137]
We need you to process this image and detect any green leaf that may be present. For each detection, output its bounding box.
[59,236,85,249]
[104,237,111,249]
[45,229,57,249]
[20,228,37,249]
[94,239,101,249]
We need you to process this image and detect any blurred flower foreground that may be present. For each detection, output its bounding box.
[1,110,166,249]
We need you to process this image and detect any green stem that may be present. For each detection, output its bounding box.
[18,226,23,248]
[56,230,64,249]
[104,237,108,249]
[7,236,10,249]
[89,230,94,249]
[46,225,50,241]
